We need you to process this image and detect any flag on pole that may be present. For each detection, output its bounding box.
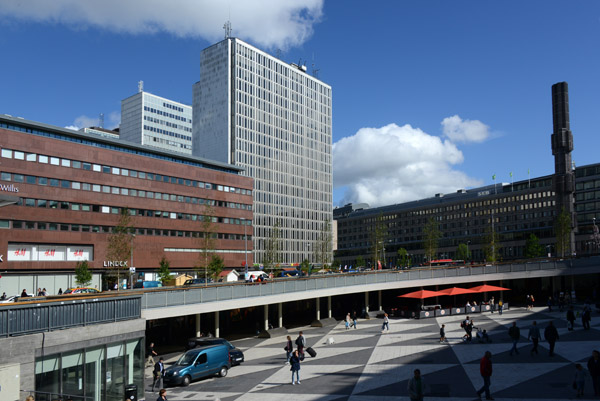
[492,174,496,180]
[509,172,513,178]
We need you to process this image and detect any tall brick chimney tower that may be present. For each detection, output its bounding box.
[551,81,576,253]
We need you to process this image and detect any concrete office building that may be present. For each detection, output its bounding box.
[120,86,193,154]
[0,114,253,295]
[335,82,600,267]
[192,37,333,265]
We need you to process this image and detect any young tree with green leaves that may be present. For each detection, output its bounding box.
[356,255,365,269]
[313,219,333,267]
[75,260,92,287]
[207,254,225,280]
[195,205,216,284]
[300,259,310,276]
[157,256,171,285]
[456,243,471,262]
[555,207,572,258]
[397,247,409,268]
[106,207,134,290]
[524,234,544,259]
[263,220,283,272]
[370,214,388,268]
[483,224,500,263]
[423,217,440,265]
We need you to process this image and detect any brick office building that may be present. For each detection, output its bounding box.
[0,115,253,294]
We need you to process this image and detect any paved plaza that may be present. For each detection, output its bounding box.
[145,306,600,401]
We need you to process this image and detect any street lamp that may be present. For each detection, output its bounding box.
[243,219,248,275]
[467,241,471,261]
[129,233,135,290]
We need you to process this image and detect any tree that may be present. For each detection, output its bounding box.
[456,243,471,262]
[75,260,92,287]
[313,219,333,267]
[300,259,310,275]
[157,256,171,285]
[195,205,216,284]
[106,207,134,290]
[524,234,544,259]
[207,254,225,280]
[356,255,365,269]
[483,224,500,263]
[397,247,409,268]
[263,220,283,272]
[423,217,441,265]
[555,207,572,258]
[370,214,388,268]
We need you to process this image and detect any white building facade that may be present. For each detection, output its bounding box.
[193,38,333,265]
[121,90,193,154]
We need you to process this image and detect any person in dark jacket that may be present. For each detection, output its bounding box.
[527,321,541,356]
[476,351,493,400]
[544,321,559,356]
[152,358,165,392]
[588,350,600,397]
[284,335,293,364]
[156,389,167,401]
[407,369,426,401]
[567,306,576,331]
[295,331,306,356]
[290,349,301,385]
[508,322,520,356]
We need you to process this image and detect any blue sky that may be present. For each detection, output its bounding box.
[1,1,599,208]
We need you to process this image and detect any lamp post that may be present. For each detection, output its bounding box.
[467,241,471,261]
[243,219,248,275]
[129,233,135,290]
[546,244,551,258]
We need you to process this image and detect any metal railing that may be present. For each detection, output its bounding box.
[0,295,141,337]
[140,257,599,310]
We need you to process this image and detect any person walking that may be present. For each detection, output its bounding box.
[352,311,358,329]
[290,349,301,385]
[407,369,426,401]
[156,389,167,401]
[498,300,503,315]
[284,335,293,365]
[21,289,28,298]
[587,350,600,397]
[508,322,520,356]
[146,342,158,367]
[345,313,351,330]
[382,313,390,332]
[544,321,559,356]
[582,305,591,330]
[152,358,165,392]
[439,324,446,343]
[476,351,494,400]
[295,331,306,357]
[527,321,541,356]
[573,363,587,398]
[547,296,553,312]
[489,296,495,313]
[567,306,576,331]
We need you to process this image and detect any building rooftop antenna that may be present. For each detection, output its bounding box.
[138,80,144,93]
[312,63,320,79]
[99,113,104,129]
[223,20,232,39]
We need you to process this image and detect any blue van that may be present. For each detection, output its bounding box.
[163,344,231,387]
[133,280,162,289]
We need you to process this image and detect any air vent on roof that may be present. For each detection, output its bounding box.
[435,193,444,198]
[457,189,467,194]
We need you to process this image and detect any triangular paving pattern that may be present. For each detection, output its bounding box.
[463,362,569,393]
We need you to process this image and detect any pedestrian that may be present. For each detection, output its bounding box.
[0,292,5,300]
[37,288,43,296]
[156,389,167,401]
[147,342,158,367]
[284,335,293,365]
[58,288,63,295]
[290,349,301,385]
[567,306,576,331]
[345,313,351,330]
[407,368,426,401]
[526,295,531,311]
[439,324,446,343]
[152,357,165,392]
[582,305,591,330]
[573,363,587,398]
[461,316,472,342]
[25,396,34,401]
[352,311,358,329]
[588,350,600,397]
[490,296,495,313]
[476,351,493,400]
[508,322,520,356]
[547,296,553,312]
[382,313,390,332]
[20,289,28,298]
[295,331,306,357]
[528,321,541,356]
[498,299,503,315]
[544,321,559,356]
[42,288,48,296]
[466,318,474,342]
[530,294,535,309]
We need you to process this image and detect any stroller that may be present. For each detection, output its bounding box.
[475,327,492,343]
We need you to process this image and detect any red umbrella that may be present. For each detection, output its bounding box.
[438,287,476,296]
[468,284,511,293]
[398,289,442,299]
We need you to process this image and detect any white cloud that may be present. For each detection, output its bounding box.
[66,112,120,130]
[441,114,490,143]
[333,123,482,207]
[0,0,323,49]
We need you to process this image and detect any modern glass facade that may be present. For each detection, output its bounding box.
[35,338,143,401]
[193,38,333,264]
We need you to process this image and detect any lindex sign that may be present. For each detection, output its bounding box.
[103,261,128,267]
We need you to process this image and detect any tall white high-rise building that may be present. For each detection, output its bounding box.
[193,38,333,265]
[121,88,193,154]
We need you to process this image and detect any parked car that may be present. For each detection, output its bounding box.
[186,337,244,365]
[133,280,162,289]
[163,344,231,387]
[183,278,213,285]
[245,271,269,282]
[63,287,101,294]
